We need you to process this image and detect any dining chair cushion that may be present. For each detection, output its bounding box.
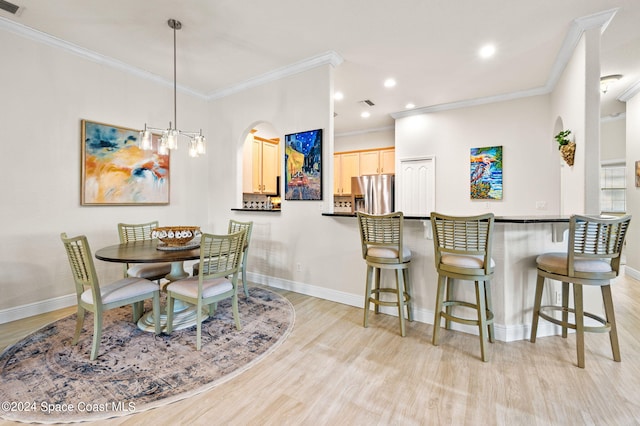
[167,276,233,299]
[536,253,613,274]
[441,253,496,269]
[366,246,412,260]
[127,263,172,279]
[80,277,159,305]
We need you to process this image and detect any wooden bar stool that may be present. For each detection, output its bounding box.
[431,212,496,362]
[357,212,412,336]
[530,214,631,368]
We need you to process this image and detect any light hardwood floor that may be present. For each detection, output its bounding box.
[2,275,640,425]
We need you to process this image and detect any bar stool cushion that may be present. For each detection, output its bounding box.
[441,253,495,269]
[367,245,412,260]
[536,253,613,274]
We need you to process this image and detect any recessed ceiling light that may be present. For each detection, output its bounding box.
[479,44,496,59]
[384,78,396,88]
[405,103,415,109]
[334,91,344,101]
[361,111,371,118]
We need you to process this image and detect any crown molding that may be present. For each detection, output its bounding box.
[391,8,619,120]
[618,79,640,102]
[206,51,343,100]
[335,125,394,138]
[0,16,208,100]
[0,16,342,102]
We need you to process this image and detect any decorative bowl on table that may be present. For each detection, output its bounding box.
[151,226,201,247]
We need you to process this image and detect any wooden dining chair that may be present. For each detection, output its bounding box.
[60,233,161,360]
[192,220,253,297]
[118,221,172,283]
[166,230,246,350]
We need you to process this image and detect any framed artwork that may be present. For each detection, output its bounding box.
[636,161,640,187]
[81,119,170,205]
[284,128,323,201]
[470,146,503,200]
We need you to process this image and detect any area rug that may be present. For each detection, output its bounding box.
[0,287,294,424]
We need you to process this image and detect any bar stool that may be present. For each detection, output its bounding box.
[431,212,495,362]
[357,211,412,336]
[530,214,631,368]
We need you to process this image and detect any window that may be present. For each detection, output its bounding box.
[600,163,626,214]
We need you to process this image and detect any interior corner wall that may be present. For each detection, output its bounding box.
[0,29,209,316]
[550,35,587,215]
[205,66,371,298]
[625,94,640,274]
[549,28,602,216]
[394,95,558,216]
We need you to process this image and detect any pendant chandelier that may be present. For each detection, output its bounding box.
[139,19,205,157]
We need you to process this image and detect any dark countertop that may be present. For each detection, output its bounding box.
[321,212,570,223]
[231,208,281,212]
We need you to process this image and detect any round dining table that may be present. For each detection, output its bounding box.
[95,239,205,332]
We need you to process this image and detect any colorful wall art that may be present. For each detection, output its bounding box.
[284,128,322,201]
[81,120,169,205]
[470,146,503,200]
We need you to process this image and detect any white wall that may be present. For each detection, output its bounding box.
[206,66,370,297]
[0,28,209,315]
[625,94,640,275]
[395,95,558,216]
[335,127,394,152]
[549,29,602,216]
[601,117,626,162]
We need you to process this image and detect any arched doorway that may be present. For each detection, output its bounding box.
[238,121,281,209]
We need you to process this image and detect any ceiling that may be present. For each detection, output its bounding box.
[1,0,639,134]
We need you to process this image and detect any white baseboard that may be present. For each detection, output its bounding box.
[248,272,562,342]
[624,265,640,281]
[0,293,76,324]
[2,271,591,341]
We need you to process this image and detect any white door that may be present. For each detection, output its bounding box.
[397,157,435,216]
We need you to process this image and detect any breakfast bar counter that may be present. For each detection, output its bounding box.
[324,212,577,342]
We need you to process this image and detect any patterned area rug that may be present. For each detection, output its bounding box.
[0,287,294,424]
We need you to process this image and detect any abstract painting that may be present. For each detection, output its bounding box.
[470,146,503,200]
[284,128,322,201]
[81,120,169,205]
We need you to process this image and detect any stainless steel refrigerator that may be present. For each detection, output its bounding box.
[351,174,395,214]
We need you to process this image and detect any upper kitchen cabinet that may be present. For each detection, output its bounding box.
[334,151,360,195]
[243,131,280,195]
[359,148,395,175]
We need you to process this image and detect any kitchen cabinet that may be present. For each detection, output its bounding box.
[251,136,280,194]
[380,149,395,174]
[334,152,360,195]
[359,148,395,175]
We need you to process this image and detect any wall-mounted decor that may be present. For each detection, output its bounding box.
[470,146,503,200]
[636,161,640,187]
[555,129,575,166]
[81,119,170,205]
[284,128,322,201]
